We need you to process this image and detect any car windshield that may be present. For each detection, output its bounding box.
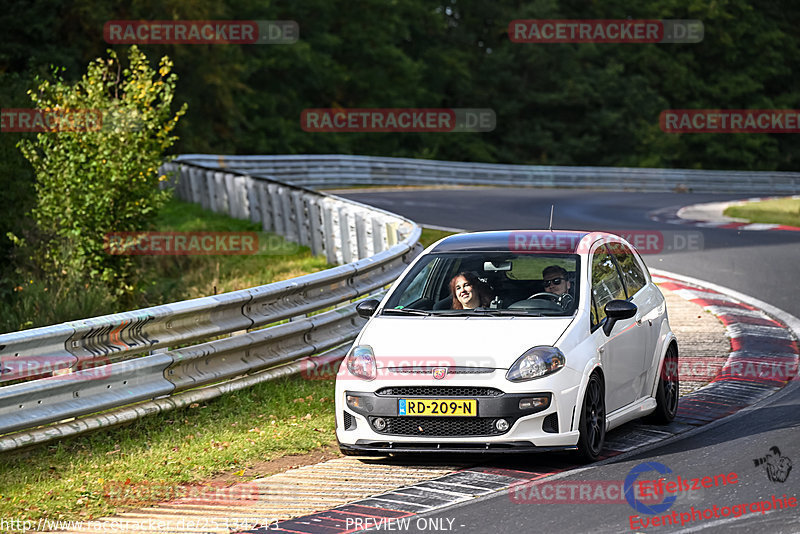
[382,252,580,317]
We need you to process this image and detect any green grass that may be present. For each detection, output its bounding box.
[419,227,458,248]
[0,375,337,522]
[139,199,330,303]
[0,198,331,333]
[724,197,800,227]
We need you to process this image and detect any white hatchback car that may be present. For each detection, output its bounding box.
[335,231,679,462]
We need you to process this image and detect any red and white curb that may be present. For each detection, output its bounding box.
[649,196,800,232]
[240,271,799,534]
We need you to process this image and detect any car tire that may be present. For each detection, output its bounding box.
[648,343,679,424]
[575,372,606,463]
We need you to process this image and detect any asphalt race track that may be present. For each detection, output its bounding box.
[334,188,800,534]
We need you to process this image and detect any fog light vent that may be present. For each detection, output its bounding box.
[343,411,356,430]
[542,413,559,433]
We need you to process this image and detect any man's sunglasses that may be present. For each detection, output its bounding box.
[543,278,565,287]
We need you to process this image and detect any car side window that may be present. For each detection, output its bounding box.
[591,245,626,326]
[608,242,647,298]
[396,260,436,307]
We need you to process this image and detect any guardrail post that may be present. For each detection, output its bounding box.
[223,173,236,216]
[372,218,386,253]
[355,212,369,259]
[386,221,398,247]
[231,175,248,219]
[245,177,261,224]
[322,200,338,264]
[173,164,187,199]
[309,198,323,257]
[187,167,202,206]
[337,206,352,264]
[203,170,215,211]
[292,191,309,247]
[268,184,285,236]
[281,188,296,243]
[256,182,272,232]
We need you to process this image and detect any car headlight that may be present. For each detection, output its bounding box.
[346,345,376,381]
[506,346,565,382]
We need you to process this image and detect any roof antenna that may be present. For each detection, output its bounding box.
[548,205,554,231]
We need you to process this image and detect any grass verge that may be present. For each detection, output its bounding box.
[419,227,458,248]
[0,375,337,522]
[723,197,800,227]
[0,198,331,333]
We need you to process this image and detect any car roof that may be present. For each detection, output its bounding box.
[430,230,596,253]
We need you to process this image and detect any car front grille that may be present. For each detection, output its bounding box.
[372,416,508,437]
[375,386,504,397]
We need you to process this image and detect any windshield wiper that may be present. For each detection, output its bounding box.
[381,308,433,316]
[474,309,544,317]
[443,309,543,317]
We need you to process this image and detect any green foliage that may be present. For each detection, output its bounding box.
[14,46,186,290]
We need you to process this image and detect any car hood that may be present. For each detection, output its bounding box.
[358,316,574,369]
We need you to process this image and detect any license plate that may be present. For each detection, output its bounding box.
[398,399,477,417]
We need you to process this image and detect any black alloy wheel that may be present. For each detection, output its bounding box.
[575,373,605,463]
[649,344,679,423]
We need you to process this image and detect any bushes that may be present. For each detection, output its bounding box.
[11,46,186,293]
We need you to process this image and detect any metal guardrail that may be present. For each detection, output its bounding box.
[0,162,421,451]
[177,154,800,193]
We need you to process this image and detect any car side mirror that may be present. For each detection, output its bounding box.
[602,300,637,336]
[356,299,381,319]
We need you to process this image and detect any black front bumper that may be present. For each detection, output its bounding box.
[343,390,552,437]
[339,440,575,455]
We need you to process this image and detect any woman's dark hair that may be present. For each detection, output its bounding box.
[449,271,492,309]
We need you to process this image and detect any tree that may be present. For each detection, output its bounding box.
[13,46,186,291]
